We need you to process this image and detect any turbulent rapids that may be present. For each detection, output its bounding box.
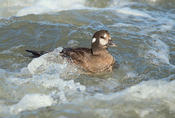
[0,0,175,118]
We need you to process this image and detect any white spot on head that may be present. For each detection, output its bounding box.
[92,38,96,43]
[100,38,108,45]
[104,34,107,38]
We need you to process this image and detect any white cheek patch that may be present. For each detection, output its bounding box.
[104,34,107,38]
[100,38,108,45]
[92,38,96,43]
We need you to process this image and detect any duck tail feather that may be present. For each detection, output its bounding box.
[25,50,47,58]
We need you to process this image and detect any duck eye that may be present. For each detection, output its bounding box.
[100,36,105,39]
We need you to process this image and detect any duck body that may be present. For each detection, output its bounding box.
[60,47,115,73]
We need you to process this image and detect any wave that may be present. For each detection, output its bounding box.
[0,0,174,18]
[73,79,175,117]
[16,0,86,16]
[0,0,86,17]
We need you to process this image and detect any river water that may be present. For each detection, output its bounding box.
[0,0,175,118]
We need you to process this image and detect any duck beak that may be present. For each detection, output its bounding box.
[108,40,117,47]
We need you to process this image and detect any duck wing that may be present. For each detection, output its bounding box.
[60,48,91,64]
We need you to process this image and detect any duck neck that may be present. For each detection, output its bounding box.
[91,47,108,55]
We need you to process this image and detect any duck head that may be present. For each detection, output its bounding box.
[91,30,116,54]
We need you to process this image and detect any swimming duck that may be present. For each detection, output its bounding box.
[26,30,118,74]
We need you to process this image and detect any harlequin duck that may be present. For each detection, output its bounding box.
[26,30,117,74]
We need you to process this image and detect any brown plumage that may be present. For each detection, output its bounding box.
[26,30,117,74]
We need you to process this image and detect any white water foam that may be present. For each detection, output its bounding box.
[73,79,175,117]
[144,35,170,65]
[14,48,86,93]
[110,0,134,7]
[0,46,86,115]
[0,75,86,115]
[16,0,86,16]
[4,70,86,111]
[109,0,152,18]
[110,23,134,27]
[27,47,65,74]
[0,45,24,54]
[0,94,54,115]
[16,47,85,92]
[159,18,174,32]
[116,7,152,18]
[0,0,155,18]
[0,0,87,17]
[10,94,55,114]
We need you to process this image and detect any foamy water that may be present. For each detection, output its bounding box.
[0,0,175,118]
